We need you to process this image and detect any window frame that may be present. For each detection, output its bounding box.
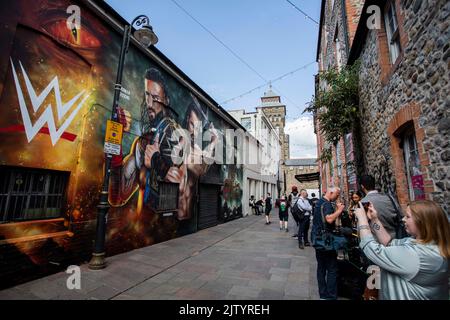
[384,0,401,64]
[0,166,69,224]
[157,182,180,213]
[401,130,422,202]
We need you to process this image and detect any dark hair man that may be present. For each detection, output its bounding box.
[265,193,272,225]
[109,68,180,214]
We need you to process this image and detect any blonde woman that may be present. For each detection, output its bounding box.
[355,200,450,300]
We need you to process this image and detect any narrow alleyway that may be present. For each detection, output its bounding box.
[0,213,319,300]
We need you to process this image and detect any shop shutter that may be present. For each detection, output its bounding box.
[198,184,220,230]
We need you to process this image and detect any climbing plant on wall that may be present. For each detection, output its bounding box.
[305,62,360,163]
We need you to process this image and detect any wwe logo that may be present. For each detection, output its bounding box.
[10,58,90,145]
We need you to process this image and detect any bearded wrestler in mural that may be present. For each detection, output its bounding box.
[109,68,181,213]
[177,95,219,220]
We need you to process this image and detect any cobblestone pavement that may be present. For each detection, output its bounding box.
[0,213,319,300]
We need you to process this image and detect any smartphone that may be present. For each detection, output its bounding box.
[362,202,370,212]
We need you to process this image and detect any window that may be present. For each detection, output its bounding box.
[401,131,425,201]
[158,182,179,211]
[0,167,69,223]
[384,1,401,64]
[241,117,251,131]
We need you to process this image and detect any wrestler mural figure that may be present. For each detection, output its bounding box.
[109,68,219,221]
[177,94,219,220]
[109,68,181,214]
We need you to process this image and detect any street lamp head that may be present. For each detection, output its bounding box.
[134,25,158,47]
[132,15,158,47]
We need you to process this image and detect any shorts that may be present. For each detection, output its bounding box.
[265,207,272,215]
[279,210,289,221]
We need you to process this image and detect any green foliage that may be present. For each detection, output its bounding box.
[318,145,333,164]
[305,63,360,162]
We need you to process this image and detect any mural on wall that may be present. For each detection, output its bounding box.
[0,0,242,278]
[222,164,243,221]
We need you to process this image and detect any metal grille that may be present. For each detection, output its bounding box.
[157,182,179,211]
[0,166,69,223]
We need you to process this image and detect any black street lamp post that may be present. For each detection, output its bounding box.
[89,15,158,270]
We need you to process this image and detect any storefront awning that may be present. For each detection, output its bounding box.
[295,172,320,183]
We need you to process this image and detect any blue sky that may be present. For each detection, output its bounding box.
[105,0,321,158]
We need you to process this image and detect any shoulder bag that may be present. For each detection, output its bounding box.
[312,202,348,251]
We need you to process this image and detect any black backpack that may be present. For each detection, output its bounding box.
[291,198,305,221]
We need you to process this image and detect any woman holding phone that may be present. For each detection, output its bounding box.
[354,200,450,300]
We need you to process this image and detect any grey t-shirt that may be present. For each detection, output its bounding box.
[360,235,449,300]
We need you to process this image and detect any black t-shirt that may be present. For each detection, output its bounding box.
[312,198,335,232]
[265,197,272,209]
[276,199,288,214]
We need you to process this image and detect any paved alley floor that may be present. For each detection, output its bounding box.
[0,213,319,300]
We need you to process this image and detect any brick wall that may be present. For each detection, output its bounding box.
[358,0,450,213]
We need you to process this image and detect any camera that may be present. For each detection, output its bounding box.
[362,202,370,212]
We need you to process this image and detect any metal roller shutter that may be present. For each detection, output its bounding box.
[198,184,220,230]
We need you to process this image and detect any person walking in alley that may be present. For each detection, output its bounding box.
[355,200,450,300]
[265,193,272,225]
[255,197,264,216]
[309,192,319,213]
[249,195,257,216]
[311,187,345,300]
[276,194,289,232]
[288,186,301,238]
[297,189,313,249]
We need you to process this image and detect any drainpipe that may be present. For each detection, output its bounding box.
[341,0,351,60]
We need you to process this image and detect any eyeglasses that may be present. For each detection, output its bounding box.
[146,92,167,106]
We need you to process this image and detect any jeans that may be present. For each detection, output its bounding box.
[315,250,338,300]
[298,215,310,245]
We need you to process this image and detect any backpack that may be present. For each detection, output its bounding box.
[291,198,305,221]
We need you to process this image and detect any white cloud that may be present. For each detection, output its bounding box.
[285,116,317,159]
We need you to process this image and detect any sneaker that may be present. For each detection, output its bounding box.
[305,243,311,247]
[280,227,283,231]
[285,228,289,232]
[292,234,298,238]
[299,243,305,250]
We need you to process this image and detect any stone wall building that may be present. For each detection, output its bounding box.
[316,0,449,214]
[283,159,320,196]
[348,0,450,213]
